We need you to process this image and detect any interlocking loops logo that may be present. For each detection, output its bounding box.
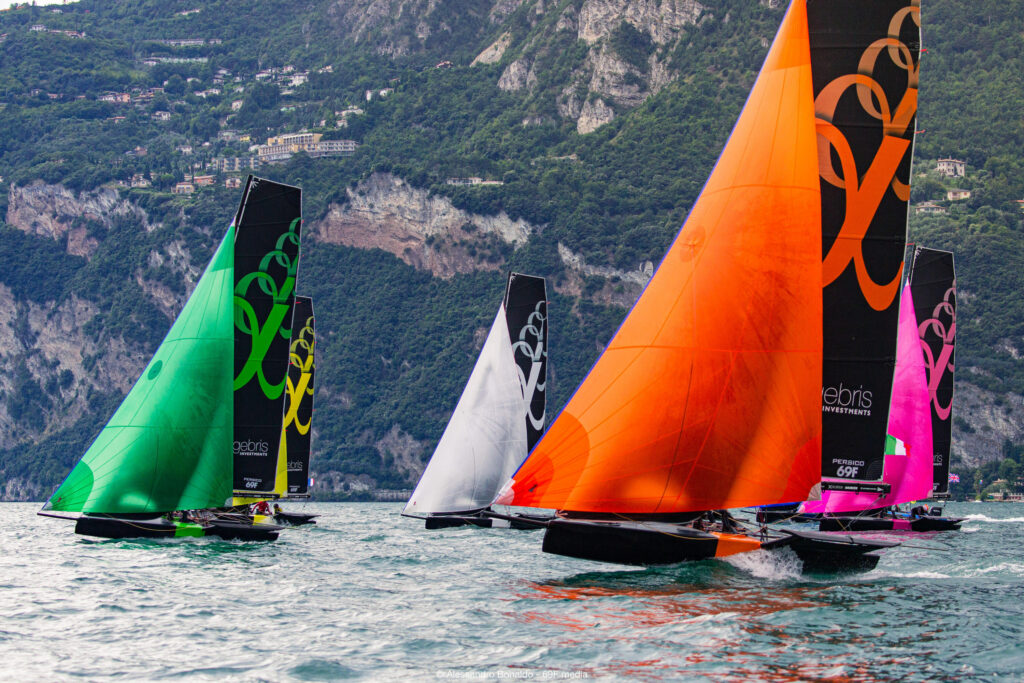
[511,302,546,432]
[234,216,301,397]
[918,283,956,419]
[817,1,919,311]
[283,315,315,434]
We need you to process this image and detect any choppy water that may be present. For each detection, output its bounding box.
[1,502,1022,681]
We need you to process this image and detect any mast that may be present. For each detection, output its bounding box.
[809,0,921,491]
[284,296,315,497]
[232,176,303,498]
[497,0,823,514]
[405,273,547,515]
[45,227,236,515]
[909,247,956,495]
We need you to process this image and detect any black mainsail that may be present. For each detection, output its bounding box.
[810,0,920,489]
[284,296,316,497]
[909,247,956,495]
[232,176,303,495]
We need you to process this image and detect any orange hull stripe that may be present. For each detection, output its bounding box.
[713,532,764,558]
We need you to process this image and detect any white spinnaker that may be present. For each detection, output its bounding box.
[404,306,528,514]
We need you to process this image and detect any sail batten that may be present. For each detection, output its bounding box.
[501,0,823,514]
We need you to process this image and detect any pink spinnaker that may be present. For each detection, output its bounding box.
[802,284,933,514]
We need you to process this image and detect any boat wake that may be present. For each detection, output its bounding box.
[724,548,803,580]
[962,561,1024,578]
[875,569,952,580]
[962,514,1024,523]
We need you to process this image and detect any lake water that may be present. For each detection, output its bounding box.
[1,502,1021,681]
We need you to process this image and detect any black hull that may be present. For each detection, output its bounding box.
[779,528,896,572]
[75,516,180,539]
[543,518,721,564]
[74,515,281,541]
[207,519,283,541]
[540,518,895,573]
[819,516,964,532]
[755,509,821,524]
[425,512,549,530]
[274,512,318,526]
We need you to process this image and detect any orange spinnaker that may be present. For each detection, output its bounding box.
[506,0,822,513]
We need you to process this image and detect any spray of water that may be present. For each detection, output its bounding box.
[723,547,803,580]
[962,514,1024,523]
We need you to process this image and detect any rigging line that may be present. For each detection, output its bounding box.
[892,543,954,552]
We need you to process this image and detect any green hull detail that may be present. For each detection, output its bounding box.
[48,226,236,514]
[174,522,206,538]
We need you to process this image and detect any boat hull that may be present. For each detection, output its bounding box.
[74,515,281,541]
[541,518,894,572]
[777,528,895,572]
[818,515,964,532]
[755,505,821,524]
[425,512,549,530]
[274,512,318,526]
[542,518,754,565]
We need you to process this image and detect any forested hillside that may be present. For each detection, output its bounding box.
[0,0,1020,501]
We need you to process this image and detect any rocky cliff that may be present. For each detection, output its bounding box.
[6,182,156,259]
[312,173,531,278]
[496,0,705,133]
[323,0,709,134]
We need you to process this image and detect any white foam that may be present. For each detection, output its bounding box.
[723,547,803,580]
[961,514,1024,523]
[963,561,1024,577]
[880,570,952,580]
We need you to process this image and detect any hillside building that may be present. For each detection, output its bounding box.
[209,156,259,173]
[256,133,358,164]
[915,202,946,215]
[936,158,966,177]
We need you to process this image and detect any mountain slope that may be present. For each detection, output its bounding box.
[0,0,1020,500]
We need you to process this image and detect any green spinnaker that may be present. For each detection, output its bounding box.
[48,226,236,514]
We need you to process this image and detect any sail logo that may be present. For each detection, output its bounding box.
[234,216,302,399]
[234,440,270,456]
[918,283,956,420]
[822,383,873,416]
[831,459,865,479]
[817,3,919,312]
[283,315,315,433]
[512,302,547,432]
[287,461,303,471]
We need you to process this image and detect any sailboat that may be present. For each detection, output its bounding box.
[39,176,302,541]
[489,0,914,571]
[753,0,923,526]
[403,272,550,530]
[911,247,957,498]
[271,295,319,526]
[813,248,963,531]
